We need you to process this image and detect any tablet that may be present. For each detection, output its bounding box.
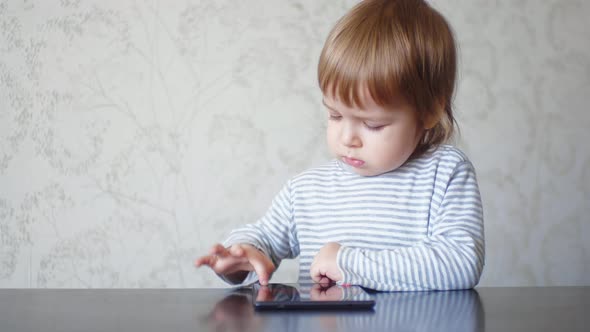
[252,283,375,310]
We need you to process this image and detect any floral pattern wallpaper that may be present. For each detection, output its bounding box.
[1,0,589,287]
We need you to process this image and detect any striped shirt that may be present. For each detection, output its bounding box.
[223,145,485,291]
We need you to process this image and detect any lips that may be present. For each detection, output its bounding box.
[342,156,365,168]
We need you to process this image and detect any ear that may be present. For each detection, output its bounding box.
[422,101,445,130]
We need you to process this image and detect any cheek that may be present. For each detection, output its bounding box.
[369,127,416,157]
[326,124,337,144]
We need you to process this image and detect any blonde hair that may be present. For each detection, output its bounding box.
[318,0,458,157]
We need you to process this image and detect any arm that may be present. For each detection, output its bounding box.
[336,161,485,291]
[221,181,299,284]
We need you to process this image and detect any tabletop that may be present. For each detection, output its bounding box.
[0,286,588,332]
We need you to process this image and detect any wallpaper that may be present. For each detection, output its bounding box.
[0,0,588,288]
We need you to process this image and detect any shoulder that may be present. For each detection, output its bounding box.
[432,145,474,167]
[407,144,474,170]
[398,145,478,187]
[433,144,470,161]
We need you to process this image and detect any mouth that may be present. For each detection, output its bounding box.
[342,156,365,168]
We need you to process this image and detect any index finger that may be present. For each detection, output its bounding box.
[242,247,274,286]
[195,255,216,267]
[251,259,271,286]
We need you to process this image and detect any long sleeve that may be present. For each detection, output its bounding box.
[336,161,485,291]
[222,181,300,285]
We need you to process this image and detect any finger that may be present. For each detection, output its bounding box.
[214,255,251,274]
[310,265,321,283]
[197,251,250,275]
[229,244,245,257]
[195,255,216,267]
[319,276,332,287]
[251,258,272,286]
[326,267,343,283]
[210,243,229,257]
[242,247,274,286]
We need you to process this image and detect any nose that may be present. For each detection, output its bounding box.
[341,121,362,148]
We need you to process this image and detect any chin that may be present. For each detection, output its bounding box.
[357,163,402,176]
[353,168,387,177]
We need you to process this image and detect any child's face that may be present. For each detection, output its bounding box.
[323,90,423,177]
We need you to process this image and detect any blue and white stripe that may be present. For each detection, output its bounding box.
[224,145,485,291]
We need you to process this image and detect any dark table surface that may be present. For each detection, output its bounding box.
[1,286,588,332]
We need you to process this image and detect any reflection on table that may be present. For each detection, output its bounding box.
[204,285,483,332]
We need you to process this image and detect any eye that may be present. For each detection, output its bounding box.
[364,122,386,131]
[328,114,342,120]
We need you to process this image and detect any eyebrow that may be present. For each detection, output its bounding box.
[322,99,392,121]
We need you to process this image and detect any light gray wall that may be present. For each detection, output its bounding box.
[1,0,588,288]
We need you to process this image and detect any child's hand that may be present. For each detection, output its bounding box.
[195,243,275,285]
[310,242,343,285]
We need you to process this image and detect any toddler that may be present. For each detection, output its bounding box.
[196,0,484,291]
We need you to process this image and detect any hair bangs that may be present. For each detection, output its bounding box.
[318,5,410,110]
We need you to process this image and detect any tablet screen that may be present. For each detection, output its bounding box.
[252,283,375,310]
